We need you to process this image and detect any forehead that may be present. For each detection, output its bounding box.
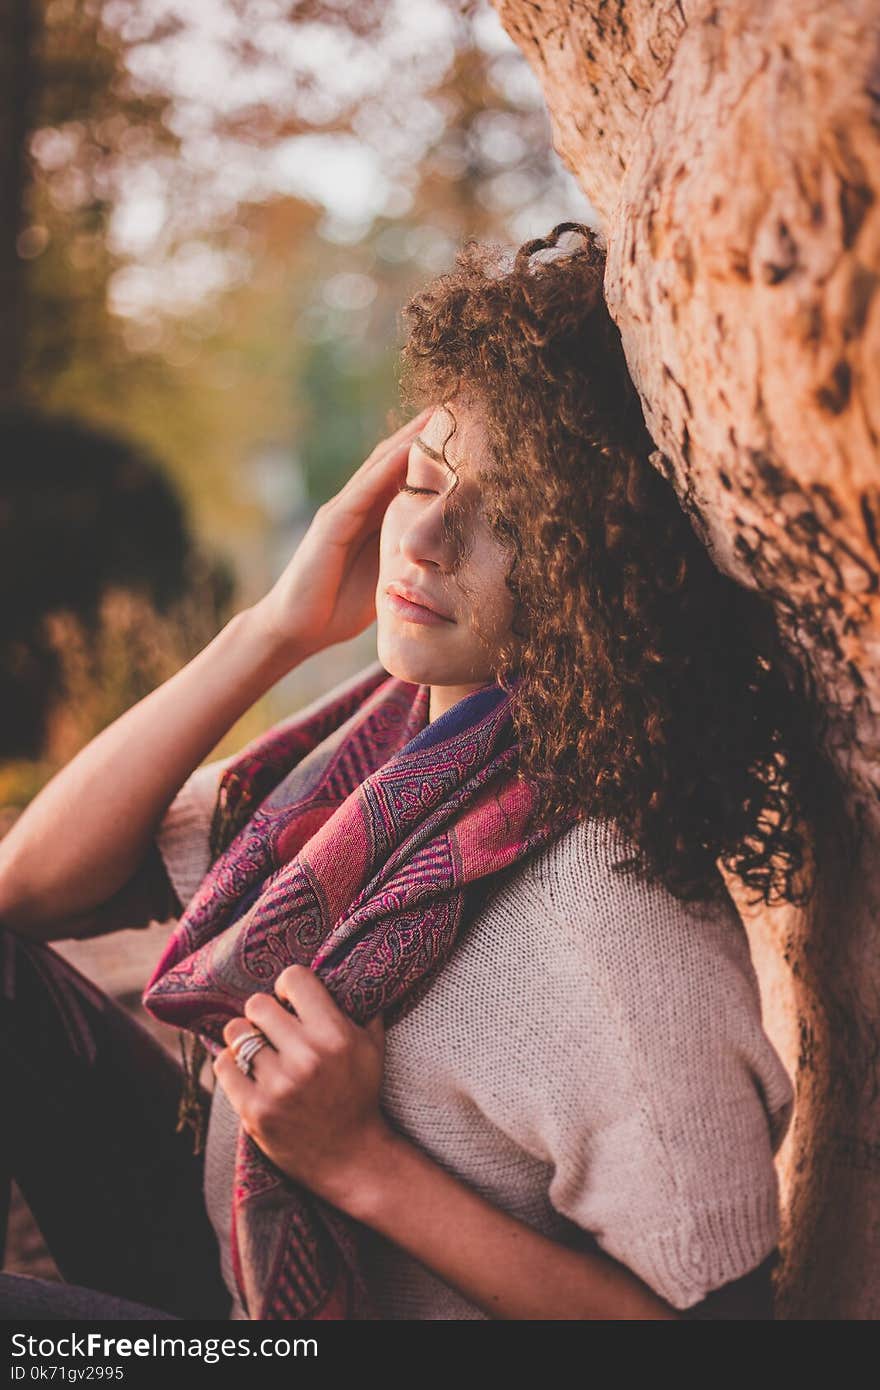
[417,403,487,472]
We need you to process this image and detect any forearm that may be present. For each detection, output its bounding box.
[0,604,306,930]
[331,1128,681,1321]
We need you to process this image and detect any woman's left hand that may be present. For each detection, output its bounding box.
[213,963,391,1208]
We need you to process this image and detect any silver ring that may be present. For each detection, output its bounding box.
[234,1041,267,1078]
[230,1028,264,1058]
[231,1030,270,1077]
[235,1034,267,1064]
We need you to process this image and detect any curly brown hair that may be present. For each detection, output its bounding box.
[396,220,856,908]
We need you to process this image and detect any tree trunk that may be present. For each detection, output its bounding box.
[494,0,880,1318]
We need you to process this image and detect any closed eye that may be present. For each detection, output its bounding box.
[398,482,436,496]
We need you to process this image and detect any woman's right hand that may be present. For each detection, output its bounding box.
[250,407,434,664]
[0,417,442,933]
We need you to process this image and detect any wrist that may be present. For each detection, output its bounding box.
[234,602,314,682]
[318,1120,410,1224]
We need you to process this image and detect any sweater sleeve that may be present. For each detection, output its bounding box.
[448,817,795,1313]
[542,974,792,1312]
[153,754,238,914]
[531,820,795,1311]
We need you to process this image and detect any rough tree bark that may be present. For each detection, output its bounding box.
[493,0,880,1318]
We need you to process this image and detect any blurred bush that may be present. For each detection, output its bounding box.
[0,407,235,786]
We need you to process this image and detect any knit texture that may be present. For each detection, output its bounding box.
[144,667,577,1321]
[155,753,795,1317]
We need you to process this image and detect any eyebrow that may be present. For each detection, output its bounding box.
[413,436,451,467]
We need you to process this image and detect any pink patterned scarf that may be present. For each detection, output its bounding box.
[142,659,573,1319]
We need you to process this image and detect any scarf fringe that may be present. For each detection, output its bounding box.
[176,1029,209,1155]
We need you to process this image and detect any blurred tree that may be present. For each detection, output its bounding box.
[289,22,590,505]
[0,0,37,405]
[0,0,590,765]
[13,0,178,408]
[6,0,587,532]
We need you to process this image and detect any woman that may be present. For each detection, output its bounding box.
[0,223,847,1321]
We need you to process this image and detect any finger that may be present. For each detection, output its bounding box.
[244,990,342,1084]
[339,431,419,507]
[317,416,433,551]
[345,408,434,491]
[213,1034,281,1100]
[222,1015,281,1082]
[223,1015,276,1052]
[331,405,433,510]
[241,993,305,1053]
[275,963,350,1036]
[324,448,407,542]
[368,406,433,460]
[213,1047,252,1110]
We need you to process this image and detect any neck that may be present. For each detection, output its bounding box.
[428,682,491,724]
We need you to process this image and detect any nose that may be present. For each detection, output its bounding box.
[397,492,463,573]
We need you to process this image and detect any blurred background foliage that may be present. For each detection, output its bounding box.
[0,0,594,810]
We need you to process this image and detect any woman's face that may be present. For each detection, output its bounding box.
[375,402,515,722]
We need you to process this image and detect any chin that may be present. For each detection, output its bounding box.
[377,650,438,687]
[376,633,446,687]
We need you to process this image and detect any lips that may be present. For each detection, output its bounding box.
[385,582,454,622]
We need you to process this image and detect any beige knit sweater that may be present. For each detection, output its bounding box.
[154,753,795,1320]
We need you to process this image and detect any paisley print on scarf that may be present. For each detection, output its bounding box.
[142,659,577,1319]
